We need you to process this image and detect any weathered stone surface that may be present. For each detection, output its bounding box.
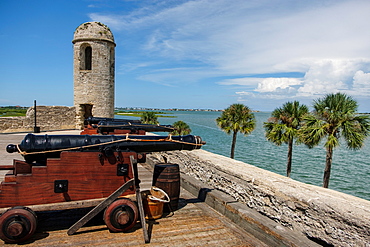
[0,116,28,133]
[147,150,370,247]
[0,106,75,133]
[73,22,115,128]
[73,22,114,43]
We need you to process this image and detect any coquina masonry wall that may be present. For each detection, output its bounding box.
[147,150,370,247]
[73,22,116,129]
[0,106,75,133]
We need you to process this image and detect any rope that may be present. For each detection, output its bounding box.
[148,187,171,203]
[16,144,26,156]
[18,136,203,156]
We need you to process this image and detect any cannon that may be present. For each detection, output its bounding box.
[0,133,205,243]
[84,116,141,125]
[96,121,174,135]
[6,134,202,163]
[81,117,143,135]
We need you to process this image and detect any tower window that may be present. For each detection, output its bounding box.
[85,46,92,70]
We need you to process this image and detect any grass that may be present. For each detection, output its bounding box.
[0,108,27,117]
[115,111,176,118]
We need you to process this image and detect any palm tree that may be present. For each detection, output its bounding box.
[299,93,370,188]
[141,111,159,125]
[264,101,309,177]
[171,121,191,135]
[216,103,256,159]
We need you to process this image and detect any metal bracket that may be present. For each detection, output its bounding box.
[54,180,68,193]
[117,163,129,176]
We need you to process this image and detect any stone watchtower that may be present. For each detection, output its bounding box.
[72,22,116,129]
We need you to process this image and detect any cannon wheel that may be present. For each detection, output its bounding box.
[0,206,37,244]
[103,198,138,232]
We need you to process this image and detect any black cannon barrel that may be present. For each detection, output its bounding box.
[7,134,205,163]
[97,121,174,133]
[85,117,141,125]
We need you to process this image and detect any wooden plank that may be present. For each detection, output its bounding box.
[1,188,263,246]
[67,178,135,235]
[131,155,150,243]
[0,192,138,214]
[0,165,14,170]
[14,160,31,174]
[0,151,136,208]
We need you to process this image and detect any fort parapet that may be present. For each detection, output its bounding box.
[0,106,75,133]
[147,150,370,247]
[0,126,368,245]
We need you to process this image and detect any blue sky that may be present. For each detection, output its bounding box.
[1,0,369,112]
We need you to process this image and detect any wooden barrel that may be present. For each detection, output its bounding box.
[152,163,180,212]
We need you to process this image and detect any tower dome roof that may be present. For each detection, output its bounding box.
[73,22,115,44]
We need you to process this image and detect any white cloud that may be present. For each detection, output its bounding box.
[90,0,370,71]
[89,0,370,110]
[89,13,125,30]
[297,59,370,96]
[217,78,262,86]
[256,78,303,93]
[353,71,370,88]
[225,57,370,104]
[236,91,255,96]
[220,77,303,98]
[138,0,370,74]
[352,70,370,96]
[118,61,161,73]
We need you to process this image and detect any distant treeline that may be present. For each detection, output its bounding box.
[0,106,28,117]
[115,110,176,118]
[115,107,222,112]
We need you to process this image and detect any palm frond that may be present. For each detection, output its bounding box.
[216,103,256,135]
[265,101,309,146]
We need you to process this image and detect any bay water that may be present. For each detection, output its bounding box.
[117,111,370,201]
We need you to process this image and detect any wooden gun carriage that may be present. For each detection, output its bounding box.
[0,133,204,243]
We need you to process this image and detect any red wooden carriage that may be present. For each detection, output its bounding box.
[0,133,204,243]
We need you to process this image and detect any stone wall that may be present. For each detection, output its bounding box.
[0,106,76,133]
[147,150,370,247]
[0,117,28,133]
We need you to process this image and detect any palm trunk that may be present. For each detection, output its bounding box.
[286,139,293,177]
[230,131,237,159]
[323,146,333,188]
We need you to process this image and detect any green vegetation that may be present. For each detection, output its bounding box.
[141,111,159,125]
[115,110,176,118]
[264,101,309,177]
[0,106,27,117]
[216,103,256,159]
[298,93,370,188]
[214,96,369,188]
[171,121,191,135]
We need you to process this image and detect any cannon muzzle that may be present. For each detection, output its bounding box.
[6,144,18,153]
[7,134,205,163]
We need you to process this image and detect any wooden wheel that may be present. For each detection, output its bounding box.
[0,206,37,244]
[103,198,138,232]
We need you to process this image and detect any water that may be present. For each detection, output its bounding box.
[117,111,370,201]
